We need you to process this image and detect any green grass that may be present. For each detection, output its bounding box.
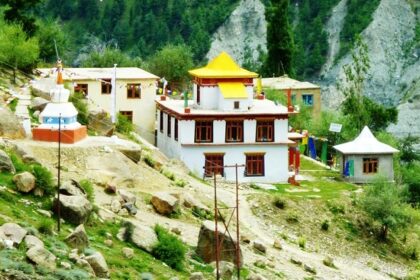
[8,98,18,112]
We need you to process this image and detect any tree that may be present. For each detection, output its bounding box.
[360,178,412,240]
[80,47,132,68]
[35,19,67,63]
[0,23,39,83]
[401,163,420,205]
[263,0,295,77]
[0,0,40,35]
[147,44,194,90]
[399,135,420,164]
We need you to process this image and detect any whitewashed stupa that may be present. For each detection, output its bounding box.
[32,60,87,143]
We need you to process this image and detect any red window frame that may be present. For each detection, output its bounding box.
[245,154,265,176]
[167,115,171,137]
[159,111,164,133]
[127,83,141,99]
[204,153,224,177]
[225,120,243,142]
[174,118,178,141]
[363,158,378,174]
[256,120,274,142]
[195,120,213,143]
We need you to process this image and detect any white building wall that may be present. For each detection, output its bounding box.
[246,85,254,106]
[342,154,395,183]
[179,120,195,144]
[199,86,218,109]
[244,120,256,143]
[275,119,288,142]
[180,145,289,183]
[73,78,157,143]
[213,120,225,144]
[156,110,181,159]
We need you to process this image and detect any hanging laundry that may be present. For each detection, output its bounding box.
[321,141,328,164]
[349,160,354,177]
[308,137,317,159]
[344,161,350,176]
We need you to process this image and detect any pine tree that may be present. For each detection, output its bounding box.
[263,0,295,77]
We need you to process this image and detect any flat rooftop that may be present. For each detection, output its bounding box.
[258,76,320,90]
[156,97,291,117]
[37,67,159,80]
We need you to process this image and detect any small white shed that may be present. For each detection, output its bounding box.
[333,126,399,183]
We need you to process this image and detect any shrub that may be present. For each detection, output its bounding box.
[54,269,90,280]
[192,207,213,220]
[31,164,55,195]
[175,179,187,188]
[9,152,29,173]
[161,169,175,181]
[323,256,336,268]
[321,220,330,231]
[69,91,88,125]
[273,197,286,209]
[8,98,18,112]
[143,154,156,168]
[152,225,187,271]
[79,179,94,202]
[116,113,134,135]
[298,236,306,249]
[38,218,54,235]
[285,211,299,223]
[327,201,345,215]
[122,221,134,243]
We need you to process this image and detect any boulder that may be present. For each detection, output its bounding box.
[151,192,179,216]
[273,239,282,250]
[0,107,25,139]
[189,272,204,280]
[76,259,96,277]
[26,246,56,269]
[105,184,117,194]
[53,195,92,225]
[118,224,158,253]
[247,274,268,280]
[85,251,110,278]
[24,235,44,249]
[60,261,72,270]
[122,247,134,259]
[0,223,27,246]
[87,110,114,136]
[60,180,86,197]
[104,239,113,247]
[30,97,49,111]
[122,202,137,215]
[183,193,211,216]
[13,172,36,193]
[0,149,15,173]
[33,110,40,119]
[141,272,154,280]
[196,220,242,266]
[110,199,121,213]
[253,240,266,254]
[216,261,234,280]
[118,148,142,163]
[118,189,136,205]
[0,238,5,250]
[65,224,89,250]
[33,187,44,197]
[37,209,52,218]
[304,263,317,274]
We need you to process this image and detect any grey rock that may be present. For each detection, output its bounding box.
[53,195,92,225]
[30,97,49,111]
[76,258,95,277]
[0,223,27,246]
[273,239,282,249]
[110,199,121,213]
[122,247,134,259]
[0,149,15,173]
[37,209,52,218]
[104,239,113,247]
[65,224,89,250]
[189,272,204,280]
[60,180,86,197]
[304,263,317,274]
[13,172,36,193]
[253,240,266,254]
[85,251,109,278]
[122,202,137,215]
[26,246,56,269]
[33,187,44,197]
[60,261,72,269]
[118,224,158,253]
[118,189,136,205]
[87,110,114,136]
[24,235,44,249]
[0,108,25,139]
[247,274,267,280]
[151,192,179,216]
[196,220,242,266]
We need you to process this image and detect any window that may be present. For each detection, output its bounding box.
[302,94,313,106]
[74,84,88,96]
[226,120,243,142]
[196,85,201,104]
[174,118,178,141]
[256,120,274,142]
[245,154,265,176]
[102,79,112,94]
[159,111,164,133]
[127,83,141,98]
[119,111,133,122]
[363,158,378,174]
[234,101,240,109]
[195,120,213,143]
[167,115,171,137]
[204,154,224,177]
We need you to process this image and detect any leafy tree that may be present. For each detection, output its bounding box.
[80,46,132,68]
[360,178,412,240]
[0,23,39,83]
[263,0,295,77]
[399,135,420,164]
[0,0,40,35]
[147,44,194,90]
[35,19,66,63]
[402,163,420,205]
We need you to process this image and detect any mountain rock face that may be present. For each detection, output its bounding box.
[206,0,267,64]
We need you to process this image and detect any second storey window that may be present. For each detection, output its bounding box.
[363,158,378,174]
[174,118,178,141]
[256,120,274,142]
[167,115,171,137]
[102,79,112,94]
[159,111,164,133]
[226,120,243,142]
[195,120,213,143]
[127,84,141,98]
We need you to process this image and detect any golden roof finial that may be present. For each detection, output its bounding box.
[56,59,64,85]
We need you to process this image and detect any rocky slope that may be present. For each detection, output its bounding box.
[205,0,267,64]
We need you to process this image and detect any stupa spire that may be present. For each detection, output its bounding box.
[56,59,64,85]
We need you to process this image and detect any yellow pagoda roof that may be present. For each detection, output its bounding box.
[189,52,258,78]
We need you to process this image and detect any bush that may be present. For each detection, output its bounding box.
[161,169,175,181]
[152,225,187,271]
[31,165,55,195]
[79,179,94,203]
[285,211,299,223]
[321,220,330,231]
[323,256,336,268]
[69,91,88,125]
[273,197,286,209]
[9,152,29,173]
[327,201,345,215]
[298,236,306,249]
[143,154,156,168]
[38,218,54,235]
[116,113,134,135]
[122,221,135,243]
[175,179,187,188]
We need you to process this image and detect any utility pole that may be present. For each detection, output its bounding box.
[110,64,117,123]
[57,113,62,232]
